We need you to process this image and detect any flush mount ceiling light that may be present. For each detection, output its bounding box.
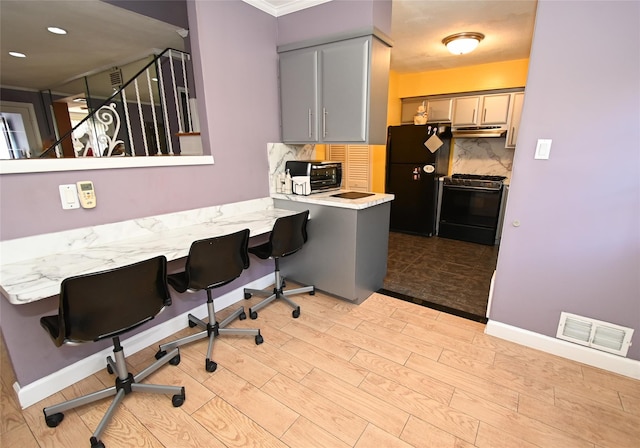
[47,26,67,35]
[442,32,485,55]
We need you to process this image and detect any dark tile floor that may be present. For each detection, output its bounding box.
[381,232,499,320]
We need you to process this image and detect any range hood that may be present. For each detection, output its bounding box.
[451,125,507,138]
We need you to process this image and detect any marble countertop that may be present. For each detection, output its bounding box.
[1,200,296,305]
[271,190,394,210]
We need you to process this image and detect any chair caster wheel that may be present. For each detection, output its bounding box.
[155,349,166,360]
[239,311,247,320]
[206,359,217,372]
[244,292,252,300]
[107,364,113,375]
[44,412,64,428]
[188,320,198,328]
[172,388,186,407]
[309,288,315,296]
[90,436,105,448]
[255,334,264,345]
[169,354,181,366]
[250,310,258,320]
[292,308,300,318]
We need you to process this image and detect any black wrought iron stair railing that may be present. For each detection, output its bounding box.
[40,48,199,159]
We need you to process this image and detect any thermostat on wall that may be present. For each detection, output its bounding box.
[76,181,96,208]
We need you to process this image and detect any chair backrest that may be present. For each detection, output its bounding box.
[269,210,310,258]
[55,255,170,345]
[184,228,250,291]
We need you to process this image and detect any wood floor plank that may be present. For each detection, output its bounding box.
[292,293,362,329]
[450,389,595,448]
[518,388,640,447]
[279,320,360,360]
[279,338,368,386]
[0,379,27,435]
[474,422,539,448]
[354,423,414,448]
[399,415,471,448]
[347,306,408,332]
[261,373,367,446]
[80,399,165,448]
[438,349,554,404]
[300,368,410,437]
[402,322,496,364]
[356,320,443,361]
[202,368,299,438]
[223,333,314,382]
[351,350,454,405]
[0,424,40,448]
[327,323,412,365]
[358,372,479,444]
[281,416,351,448]
[437,311,486,333]
[392,308,476,342]
[192,396,289,448]
[581,365,640,399]
[119,390,225,447]
[405,352,521,411]
[204,339,277,388]
[620,392,640,416]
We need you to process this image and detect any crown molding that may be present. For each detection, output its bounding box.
[242,0,332,17]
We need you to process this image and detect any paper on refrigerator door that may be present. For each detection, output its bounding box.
[424,134,443,153]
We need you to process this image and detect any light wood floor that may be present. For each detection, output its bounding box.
[2,290,639,447]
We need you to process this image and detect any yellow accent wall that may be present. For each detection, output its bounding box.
[323,59,529,193]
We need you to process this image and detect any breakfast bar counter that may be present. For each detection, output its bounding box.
[273,190,394,303]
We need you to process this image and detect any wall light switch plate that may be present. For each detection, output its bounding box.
[59,184,80,210]
[535,139,552,159]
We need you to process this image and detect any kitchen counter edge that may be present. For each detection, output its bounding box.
[271,191,394,210]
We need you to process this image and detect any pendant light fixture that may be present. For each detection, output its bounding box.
[442,32,485,55]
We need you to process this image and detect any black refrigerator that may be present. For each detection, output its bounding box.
[385,124,451,236]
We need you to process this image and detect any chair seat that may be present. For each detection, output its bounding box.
[167,271,189,293]
[248,242,272,260]
[40,315,60,344]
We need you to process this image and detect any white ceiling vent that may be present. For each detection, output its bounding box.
[557,312,634,357]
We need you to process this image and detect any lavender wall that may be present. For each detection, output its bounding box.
[276,0,391,45]
[492,1,640,360]
[0,0,279,386]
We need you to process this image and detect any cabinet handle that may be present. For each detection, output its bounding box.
[511,127,516,146]
[472,109,476,123]
[483,109,487,122]
[323,108,327,138]
[308,109,312,138]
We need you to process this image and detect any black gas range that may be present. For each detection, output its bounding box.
[438,174,508,245]
[443,173,507,190]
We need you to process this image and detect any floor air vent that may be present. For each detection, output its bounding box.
[557,312,634,357]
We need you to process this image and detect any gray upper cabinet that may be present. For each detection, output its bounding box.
[278,32,391,145]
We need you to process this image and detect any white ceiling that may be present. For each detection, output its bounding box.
[0,0,537,93]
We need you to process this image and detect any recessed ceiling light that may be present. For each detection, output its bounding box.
[47,26,67,35]
[9,51,26,58]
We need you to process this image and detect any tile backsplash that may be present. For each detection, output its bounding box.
[267,143,315,194]
[451,137,514,181]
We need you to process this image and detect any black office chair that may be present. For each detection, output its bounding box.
[40,255,185,448]
[155,229,263,373]
[244,210,315,319]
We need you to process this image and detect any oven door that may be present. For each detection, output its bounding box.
[439,185,503,245]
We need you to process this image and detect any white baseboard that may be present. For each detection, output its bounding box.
[485,320,640,380]
[14,274,273,409]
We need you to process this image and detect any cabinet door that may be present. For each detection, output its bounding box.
[401,98,426,124]
[452,97,480,126]
[280,49,318,143]
[481,94,511,125]
[321,38,368,142]
[506,92,525,148]
[426,99,452,122]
